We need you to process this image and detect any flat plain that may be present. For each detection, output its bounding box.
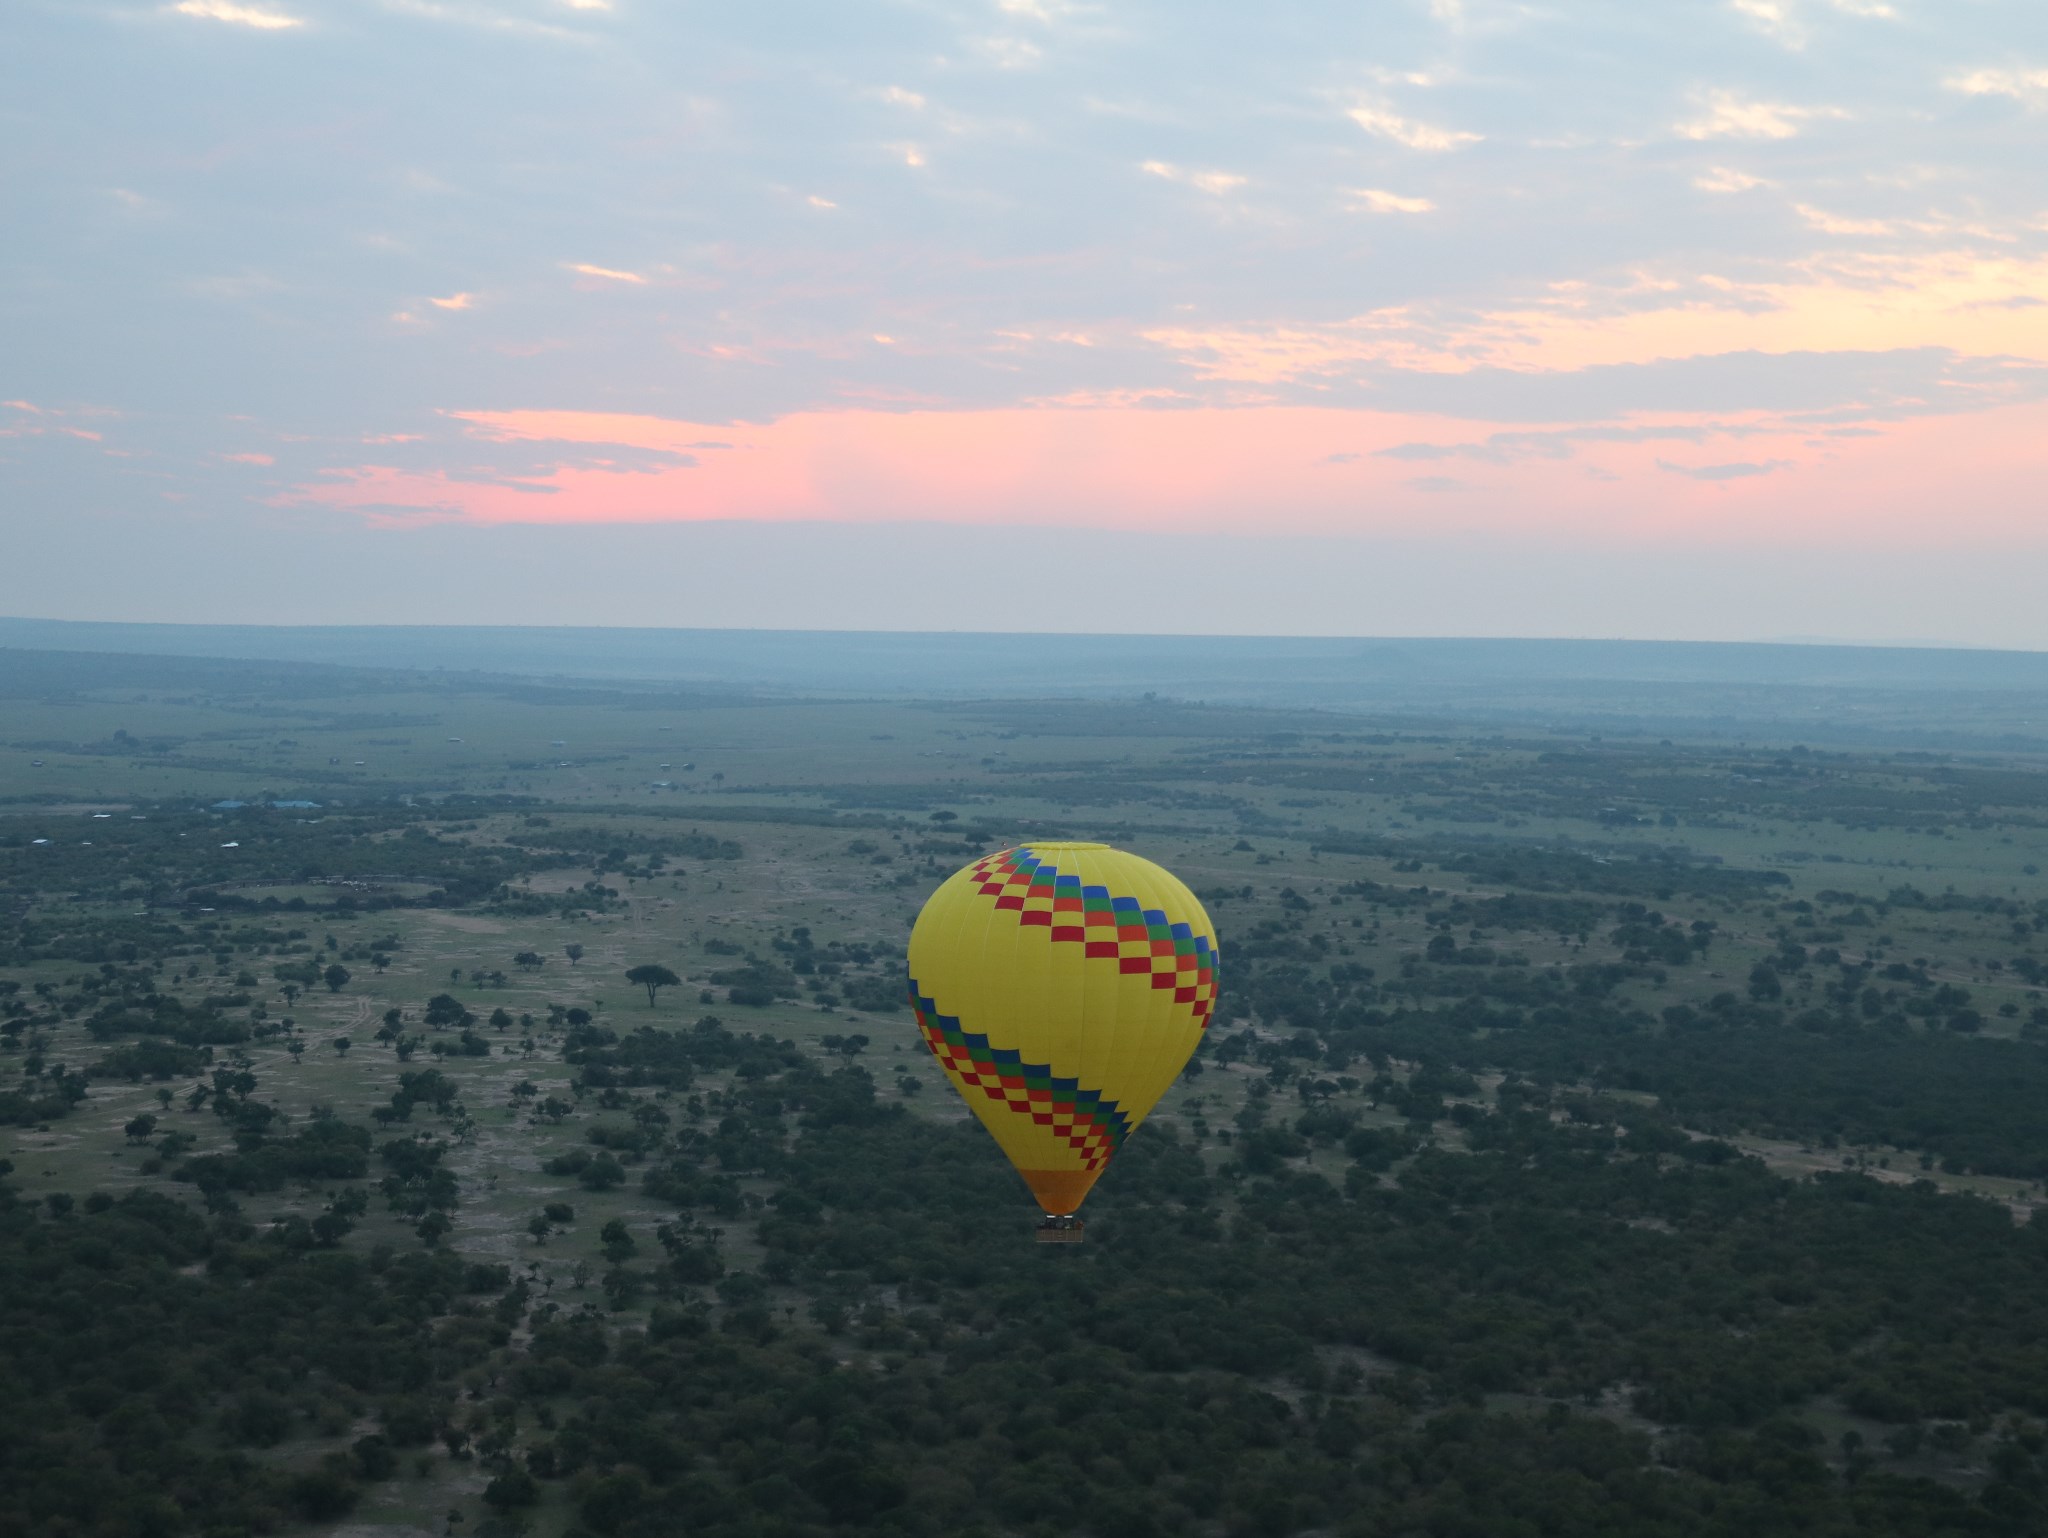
[6,643,2048,1538]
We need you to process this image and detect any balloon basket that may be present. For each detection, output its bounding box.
[1035,1216,1085,1244]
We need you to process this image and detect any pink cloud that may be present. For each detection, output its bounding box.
[1,399,107,443]
[281,399,2048,548]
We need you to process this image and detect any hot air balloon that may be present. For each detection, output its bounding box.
[907,842,1221,1239]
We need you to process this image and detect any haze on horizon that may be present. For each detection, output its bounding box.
[3,0,2046,645]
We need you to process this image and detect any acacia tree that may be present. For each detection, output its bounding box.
[565,944,584,967]
[626,964,681,1008]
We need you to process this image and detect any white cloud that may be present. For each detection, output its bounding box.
[1731,0,1805,47]
[1675,90,1845,140]
[1142,161,1246,195]
[1369,65,1448,88]
[1795,203,1892,235]
[1349,187,1436,214]
[807,194,839,209]
[563,0,612,9]
[973,36,1043,69]
[564,262,645,283]
[1694,166,1767,192]
[880,85,927,110]
[1732,0,1896,43]
[429,292,476,310]
[996,0,1090,19]
[171,0,303,28]
[1347,104,1481,151]
[1947,67,2048,108]
[376,1,576,40]
[108,187,166,215]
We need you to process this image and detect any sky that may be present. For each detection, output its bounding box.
[3,0,2046,644]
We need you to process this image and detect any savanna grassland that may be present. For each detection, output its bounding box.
[5,645,2048,1538]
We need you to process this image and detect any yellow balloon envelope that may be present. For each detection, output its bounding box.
[907,842,1221,1216]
